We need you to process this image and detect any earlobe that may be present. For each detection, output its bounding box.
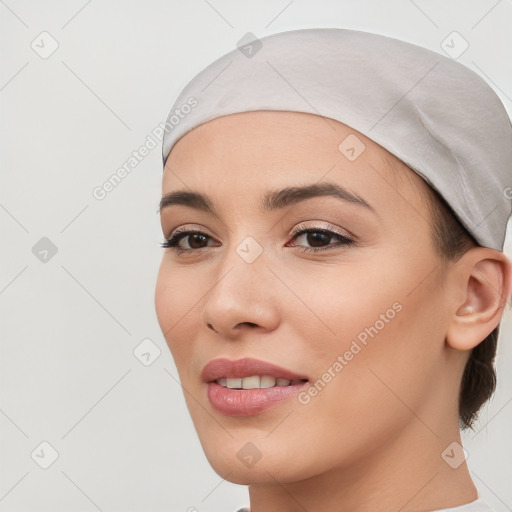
[446,247,512,351]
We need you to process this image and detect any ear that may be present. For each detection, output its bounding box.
[446,247,512,351]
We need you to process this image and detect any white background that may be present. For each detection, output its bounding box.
[1,1,511,511]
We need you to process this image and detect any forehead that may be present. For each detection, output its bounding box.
[162,110,430,218]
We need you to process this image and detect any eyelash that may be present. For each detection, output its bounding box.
[160,225,355,255]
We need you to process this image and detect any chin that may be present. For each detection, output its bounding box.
[197,434,322,485]
[205,454,297,485]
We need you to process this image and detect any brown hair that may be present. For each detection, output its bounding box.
[422,183,499,431]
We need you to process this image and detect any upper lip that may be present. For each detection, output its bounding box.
[201,357,309,383]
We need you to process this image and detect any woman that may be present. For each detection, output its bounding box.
[154,28,512,512]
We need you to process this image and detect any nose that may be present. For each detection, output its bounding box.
[200,247,281,339]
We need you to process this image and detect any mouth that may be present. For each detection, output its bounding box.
[201,356,309,384]
[202,357,310,416]
[215,375,308,389]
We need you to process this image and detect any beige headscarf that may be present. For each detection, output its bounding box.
[162,28,512,251]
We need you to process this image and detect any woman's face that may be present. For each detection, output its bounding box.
[155,111,459,483]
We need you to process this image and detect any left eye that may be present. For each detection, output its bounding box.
[160,227,355,254]
[287,227,355,253]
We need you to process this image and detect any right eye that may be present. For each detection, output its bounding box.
[160,229,218,254]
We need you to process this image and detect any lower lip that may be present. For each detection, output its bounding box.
[207,381,309,416]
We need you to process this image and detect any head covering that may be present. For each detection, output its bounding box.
[161,28,512,251]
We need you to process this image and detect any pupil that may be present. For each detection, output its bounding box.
[308,232,329,247]
[190,234,207,248]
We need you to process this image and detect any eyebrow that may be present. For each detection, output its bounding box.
[158,182,374,215]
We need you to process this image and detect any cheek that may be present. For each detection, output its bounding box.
[286,253,443,412]
[286,260,406,353]
[154,261,201,365]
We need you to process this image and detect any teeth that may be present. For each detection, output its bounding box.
[260,376,276,388]
[226,377,242,389]
[242,376,260,389]
[216,375,301,389]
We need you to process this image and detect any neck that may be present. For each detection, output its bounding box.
[246,418,478,512]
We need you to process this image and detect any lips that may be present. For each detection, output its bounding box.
[201,357,310,416]
[201,357,309,383]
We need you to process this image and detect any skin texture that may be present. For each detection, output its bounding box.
[155,111,512,512]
